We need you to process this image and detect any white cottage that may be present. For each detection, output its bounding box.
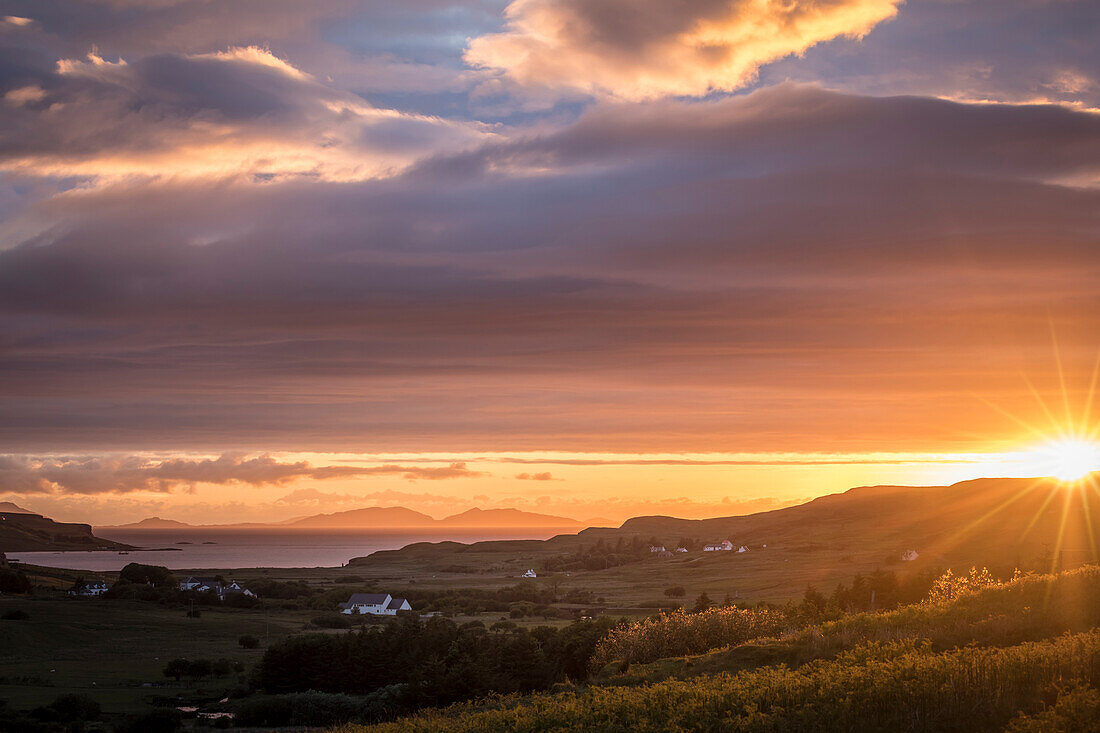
[704,540,734,552]
[339,593,412,615]
[70,580,109,596]
[179,576,255,600]
[522,569,537,578]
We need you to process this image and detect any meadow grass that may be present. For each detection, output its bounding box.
[598,565,1100,683]
[339,630,1100,732]
[334,566,1100,732]
[0,592,314,713]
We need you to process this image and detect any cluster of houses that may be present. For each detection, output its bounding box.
[338,592,412,615]
[178,576,256,600]
[705,540,750,553]
[70,575,258,599]
[648,540,755,556]
[69,580,110,597]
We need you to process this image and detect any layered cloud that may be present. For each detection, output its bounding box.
[0,44,489,182]
[466,0,901,98]
[0,86,1096,453]
[0,454,485,494]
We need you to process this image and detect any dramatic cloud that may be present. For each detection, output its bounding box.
[757,0,1100,109]
[466,0,901,98]
[0,454,485,494]
[0,45,489,182]
[0,86,1096,454]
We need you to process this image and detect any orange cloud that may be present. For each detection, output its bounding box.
[3,46,489,183]
[0,454,486,495]
[466,0,901,99]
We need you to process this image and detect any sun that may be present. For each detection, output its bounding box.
[1022,438,1100,482]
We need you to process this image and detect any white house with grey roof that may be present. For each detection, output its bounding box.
[179,576,255,600]
[339,593,412,615]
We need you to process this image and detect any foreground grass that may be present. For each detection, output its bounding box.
[341,631,1100,732]
[0,593,313,713]
[599,565,1100,684]
[335,566,1100,732]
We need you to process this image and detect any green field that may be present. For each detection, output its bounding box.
[0,591,313,714]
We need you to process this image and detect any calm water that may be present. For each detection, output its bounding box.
[7,528,574,570]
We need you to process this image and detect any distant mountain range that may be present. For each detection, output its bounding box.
[0,501,33,514]
[98,506,590,530]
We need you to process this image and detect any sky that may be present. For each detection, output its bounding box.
[0,0,1098,525]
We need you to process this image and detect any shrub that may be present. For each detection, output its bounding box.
[590,605,787,669]
[312,613,352,629]
[0,569,32,594]
[1005,685,1100,732]
[664,585,686,598]
[360,630,1100,733]
[113,708,181,733]
[47,693,100,722]
[234,689,406,727]
[925,566,1012,604]
[239,634,260,649]
[117,562,176,587]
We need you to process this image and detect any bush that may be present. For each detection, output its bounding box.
[664,585,686,598]
[590,605,787,669]
[312,613,352,629]
[239,634,260,649]
[48,693,100,722]
[113,708,181,733]
[0,568,32,594]
[1005,685,1100,732]
[235,688,407,727]
[117,562,176,587]
[2,609,29,620]
[362,630,1100,733]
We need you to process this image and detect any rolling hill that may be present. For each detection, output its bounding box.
[349,474,1100,603]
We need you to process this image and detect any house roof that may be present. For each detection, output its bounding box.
[386,597,408,610]
[186,576,222,584]
[345,593,390,605]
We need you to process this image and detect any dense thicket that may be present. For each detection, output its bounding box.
[255,615,621,713]
[355,631,1100,732]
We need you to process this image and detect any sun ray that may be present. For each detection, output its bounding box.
[1079,349,1100,436]
[1048,320,1075,434]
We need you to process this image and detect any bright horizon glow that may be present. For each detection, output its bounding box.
[1015,438,1100,483]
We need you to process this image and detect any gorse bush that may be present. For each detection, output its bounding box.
[1005,685,1100,732]
[352,630,1100,733]
[923,566,1014,605]
[607,564,1100,684]
[590,605,787,670]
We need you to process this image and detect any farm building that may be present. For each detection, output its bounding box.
[339,593,412,615]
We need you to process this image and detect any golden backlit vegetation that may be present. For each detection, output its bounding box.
[337,566,1100,732]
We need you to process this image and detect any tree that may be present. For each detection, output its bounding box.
[118,562,176,587]
[691,592,712,614]
[163,658,189,682]
[48,693,100,723]
[0,568,32,594]
[186,658,213,681]
[664,585,686,598]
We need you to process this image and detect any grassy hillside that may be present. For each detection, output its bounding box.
[347,475,1100,606]
[336,566,1100,732]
